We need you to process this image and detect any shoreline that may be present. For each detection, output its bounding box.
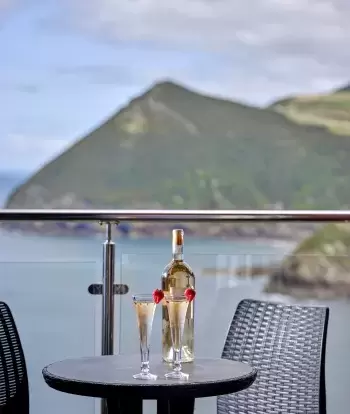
[0,225,299,248]
[0,220,309,245]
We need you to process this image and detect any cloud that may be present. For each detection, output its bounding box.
[0,81,40,94]
[55,64,137,86]
[0,134,70,172]
[59,0,350,56]
[50,0,349,102]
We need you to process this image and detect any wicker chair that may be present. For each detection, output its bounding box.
[0,301,29,414]
[218,299,329,414]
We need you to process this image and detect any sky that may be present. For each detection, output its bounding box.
[0,0,349,174]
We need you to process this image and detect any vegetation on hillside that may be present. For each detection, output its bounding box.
[270,90,350,136]
[6,81,350,212]
[294,223,350,255]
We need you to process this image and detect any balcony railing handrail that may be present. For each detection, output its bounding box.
[0,209,349,222]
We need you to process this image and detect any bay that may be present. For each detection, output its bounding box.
[0,230,347,414]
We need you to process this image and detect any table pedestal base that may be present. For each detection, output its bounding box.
[157,398,195,414]
[106,398,195,414]
[107,398,142,414]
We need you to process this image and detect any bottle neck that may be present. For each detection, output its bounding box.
[172,244,184,261]
[172,229,184,261]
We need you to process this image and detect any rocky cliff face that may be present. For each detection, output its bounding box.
[266,223,350,299]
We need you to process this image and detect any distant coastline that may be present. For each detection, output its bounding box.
[0,220,316,243]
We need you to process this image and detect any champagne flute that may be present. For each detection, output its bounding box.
[164,293,190,380]
[132,294,158,380]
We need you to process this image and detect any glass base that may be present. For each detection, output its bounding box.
[164,371,189,380]
[133,372,157,380]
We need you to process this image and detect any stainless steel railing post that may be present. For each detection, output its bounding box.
[101,222,115,414]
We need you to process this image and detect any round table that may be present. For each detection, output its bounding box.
[42,355,257,414]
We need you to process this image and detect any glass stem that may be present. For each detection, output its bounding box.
[140,346,150,374]
[173,349,182,372]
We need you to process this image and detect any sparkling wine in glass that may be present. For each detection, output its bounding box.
[164,294,190,380]
[133,294,157,380]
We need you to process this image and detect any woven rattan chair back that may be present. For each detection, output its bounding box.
[0,301,29,414]
[218,299,329,414]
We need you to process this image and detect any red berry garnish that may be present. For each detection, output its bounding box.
[153,289,164,304]
[185,288,196,302]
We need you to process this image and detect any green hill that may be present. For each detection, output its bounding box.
[266,223,350,299]
[5,80,350,211]
[270,88,350,136]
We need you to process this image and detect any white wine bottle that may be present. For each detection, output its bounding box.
[161,229,195,363]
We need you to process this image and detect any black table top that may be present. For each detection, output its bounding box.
[42,355,257,400]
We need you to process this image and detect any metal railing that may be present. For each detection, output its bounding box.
[0,209,350,221]
[0,208,348,414]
